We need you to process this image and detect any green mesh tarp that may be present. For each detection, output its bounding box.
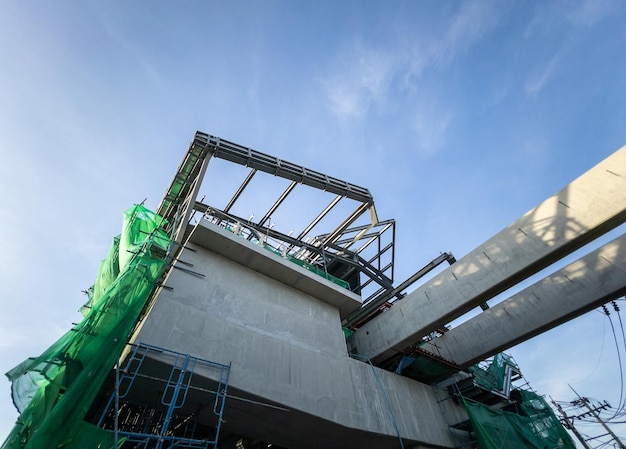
[2,204,170,449]
[464,391,576,449]
[469,353,517,391]
[225,221,351,290]
[262,241,350,290]
[395,355,457,382]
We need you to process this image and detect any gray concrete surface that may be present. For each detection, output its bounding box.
[422,233,626,367]
[350,144,626,364]
[131,220,467,449]
[190,219,363,319]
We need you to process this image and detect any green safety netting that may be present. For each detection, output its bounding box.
[223,222,351,290]
[285,253,350,290]
[258,237,350,290]
[469,353,517,391]
[2,205,170,449]
[463,390,576,449]
[395,354,457,382]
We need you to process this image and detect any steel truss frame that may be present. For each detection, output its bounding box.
[158,131,397,304]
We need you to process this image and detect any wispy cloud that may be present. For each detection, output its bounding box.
[320,1,506,129]
[567,0,622,27]
[525,55,560,96]
[320,43,397,120]
[96,6,166,87]
[526,0,622,35]
[412,107,453,155]
[436,1,502,66]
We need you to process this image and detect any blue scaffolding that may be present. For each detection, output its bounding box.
[97,342,231,448]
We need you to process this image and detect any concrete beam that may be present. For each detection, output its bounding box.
[422,233,626,367]
[350,144,626,363]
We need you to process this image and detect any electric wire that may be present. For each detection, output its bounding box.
[612,301,626,417]
[581,316,607,383]
[551,302,626,449]
[604,304,625,421]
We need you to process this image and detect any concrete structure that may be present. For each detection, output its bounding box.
[350,145,626,364]
[421,233,626,367]
[131,221,463,449]
[78,133,626,448]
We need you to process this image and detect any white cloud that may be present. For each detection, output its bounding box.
[526,0,622,35]
[320,43,397,120]
[567,0,622,27]
[412,107,453,155]
[406,1,505,80]
[525,55,560,96]
[320,2,503,139]
[437,1,502,66]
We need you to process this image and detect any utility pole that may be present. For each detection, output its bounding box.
[551,397,593,449]
[569,385,626,449]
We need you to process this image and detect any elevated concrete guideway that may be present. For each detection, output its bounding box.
[421,233,626,367]
[350,144,626,364]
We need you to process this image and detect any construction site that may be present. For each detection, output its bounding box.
[3,131,626,449]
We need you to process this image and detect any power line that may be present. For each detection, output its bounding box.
[611,300,626,415]
[602,303,626,421]
[551,396,593,449]
[569,385,626,449]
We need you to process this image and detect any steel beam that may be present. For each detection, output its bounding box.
[193,132,373,203]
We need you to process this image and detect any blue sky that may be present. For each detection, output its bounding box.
[1,1,625,446]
